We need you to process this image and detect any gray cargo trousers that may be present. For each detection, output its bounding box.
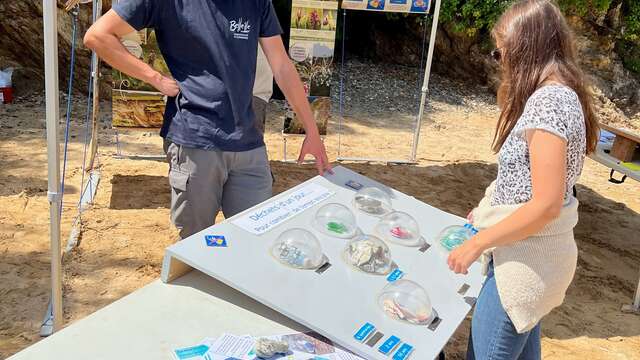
[164,140,273,239]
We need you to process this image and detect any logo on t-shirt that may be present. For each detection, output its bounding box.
[230,18,251,40]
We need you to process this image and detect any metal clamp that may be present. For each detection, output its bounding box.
[47,191,62,203]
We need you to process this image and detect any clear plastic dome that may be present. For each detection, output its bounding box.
[343,234,393,275]
[436,224,477,251]
[271,228,326,270]
[353,187,392,216]
[378,280,434,325]
[375,211,423,247]
[313,203,358,239]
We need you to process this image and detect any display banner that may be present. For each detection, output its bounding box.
[111,28,169,128]
[341,0,431,14]
[284,0,339,135]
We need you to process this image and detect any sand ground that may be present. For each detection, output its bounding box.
[0,91,639,359]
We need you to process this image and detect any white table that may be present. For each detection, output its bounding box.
[162,166,484,359]
[10,166,484,360]
[9,271,309,360]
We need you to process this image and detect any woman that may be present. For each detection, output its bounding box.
[446,1,599,359]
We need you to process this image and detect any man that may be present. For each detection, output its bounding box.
[85,0,331,239]
[253,45,273,134]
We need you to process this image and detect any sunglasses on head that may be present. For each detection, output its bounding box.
[491,48,502,62]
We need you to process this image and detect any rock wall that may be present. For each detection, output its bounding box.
[0,1,110,96]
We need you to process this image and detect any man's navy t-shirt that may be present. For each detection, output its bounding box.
[113,0,282,151]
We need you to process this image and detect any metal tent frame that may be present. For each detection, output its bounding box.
[41,0,103,336]
[43,0,63,334]
[336,0,443,164]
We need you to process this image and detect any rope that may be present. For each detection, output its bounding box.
[78,72,93,220]
[59,6,79,215]
[75,0,103,219]
[417,14,429,104]
[337,9,347,157]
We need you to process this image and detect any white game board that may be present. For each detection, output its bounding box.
[162,166,484,360]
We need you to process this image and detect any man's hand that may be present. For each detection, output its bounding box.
[260,36,332,175]
[298,133,332,175]
[151,73,180,97]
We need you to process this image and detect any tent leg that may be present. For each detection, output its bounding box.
[87,0,103,171]
[622,269,640,314]
[42,0,63,335]
[411,0,442,162]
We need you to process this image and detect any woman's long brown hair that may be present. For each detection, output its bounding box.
[491,0,599,154]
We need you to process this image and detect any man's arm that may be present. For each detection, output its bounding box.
[84,10,178,96]
[259,36,332,175]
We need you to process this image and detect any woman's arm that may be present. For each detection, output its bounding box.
[447,129,568,274]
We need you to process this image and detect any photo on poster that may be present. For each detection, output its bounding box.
[283,96,329,136]
[112,90,165,128]
[410,0,430,13]
[321,9,337,31]
[367,0,386,10]
[291,7,324,30]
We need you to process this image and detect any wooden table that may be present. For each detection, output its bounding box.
[599,123,640,163]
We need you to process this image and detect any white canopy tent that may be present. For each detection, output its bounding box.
[38,0,446,336]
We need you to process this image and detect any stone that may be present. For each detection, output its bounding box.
[345,238,392,275]
[254,338,289,359]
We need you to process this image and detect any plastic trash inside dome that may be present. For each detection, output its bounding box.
[375,211,423,247]
[343,234,393,275]
[313,203,358,239]
[271,228,326,270]
[436,224,478,251]
[353,187,392,216]
[378,279,434,325]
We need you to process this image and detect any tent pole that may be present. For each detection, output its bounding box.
[43,0,63,333]
[410,0,442,162]
[87,0,103,171]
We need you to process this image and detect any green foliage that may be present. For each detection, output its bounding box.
[439,0,513,37]
[557,0,613,17]
[622,1,640,43]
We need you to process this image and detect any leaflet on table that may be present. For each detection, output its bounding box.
[206,333,255,360]
[171,338,215,360]
[233,184,334,235]
[198,332,365,360]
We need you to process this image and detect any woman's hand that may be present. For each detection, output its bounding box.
[447,236,486,275]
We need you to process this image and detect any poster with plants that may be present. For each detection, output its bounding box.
[342,0,431,13]
[112,29,169,128]
[285,0,338,135]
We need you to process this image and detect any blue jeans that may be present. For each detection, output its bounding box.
[466,263,541,360]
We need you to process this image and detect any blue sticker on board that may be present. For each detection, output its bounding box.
[354,322,376,342]
[205,235,227,247]
[379,336,401,355]
[387,269,404,282]
[345,180,364,190]
[393,343,414,360]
